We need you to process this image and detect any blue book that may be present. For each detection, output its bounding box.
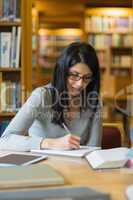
[0,186,110,200]
[127,148,133,158]
[125,148,133,168]
[0,120,10,136]
[0,122,1,136]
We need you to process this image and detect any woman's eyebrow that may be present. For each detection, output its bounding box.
[70,71,92,76]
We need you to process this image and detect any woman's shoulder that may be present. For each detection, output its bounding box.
[32,83,52,95]
[33,83,53,106]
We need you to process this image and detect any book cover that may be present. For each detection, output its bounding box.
[0,163,64,189]
[0,186,110,200]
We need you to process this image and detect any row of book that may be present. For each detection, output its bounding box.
[112,55,132,68]
[39,34,80,42]
[111,69,130,77]
[0,26,21,68]
[0,0,21,22]
[88,34,133,49]
[39,34,80,56]
[34,33,81,69]
[0,81,21,112]
[38,56,55,69]
[85,16,133,32]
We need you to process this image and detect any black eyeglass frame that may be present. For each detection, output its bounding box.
[68,72,93,83]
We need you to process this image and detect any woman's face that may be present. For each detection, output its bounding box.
[67,63,93,98]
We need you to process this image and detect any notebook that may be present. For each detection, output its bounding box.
[0,163,64,189]
[31,146,100,158]
[85,147,129,169]
[0,186,110,200]
[0,152,47,166]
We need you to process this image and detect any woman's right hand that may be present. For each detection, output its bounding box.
[40,134,80,150]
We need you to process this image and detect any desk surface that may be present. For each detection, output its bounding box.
[44,156,133,200]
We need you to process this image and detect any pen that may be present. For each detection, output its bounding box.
[62,123,98,150]
[62,123,71,135]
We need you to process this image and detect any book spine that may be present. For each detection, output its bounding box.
[9,0,15,21]
[0,72,2,112]
[14,0,21,22]
[10,26,17,68]
[0,120,10,135]
[1,32,11,67]
[15,26,21,68]
[0,0,3,20]
[0,32,2,67]
[0,82,6,111]
[2,0,9,21]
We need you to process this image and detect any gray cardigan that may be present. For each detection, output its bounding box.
[0,85,102,151]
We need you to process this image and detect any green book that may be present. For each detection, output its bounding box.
[0,186,110,200]
[0,163,64,189]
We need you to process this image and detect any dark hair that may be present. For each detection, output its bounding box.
[50,42,100,126]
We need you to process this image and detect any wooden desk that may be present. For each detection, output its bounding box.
[44,156,133,200]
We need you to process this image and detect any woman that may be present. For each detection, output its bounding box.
[0,42,102,151]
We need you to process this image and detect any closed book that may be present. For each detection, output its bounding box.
[0,163,64,189]
[86,147,129,169]
[0,186,110,200]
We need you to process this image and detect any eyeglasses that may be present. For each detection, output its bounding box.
[68,72,93,83]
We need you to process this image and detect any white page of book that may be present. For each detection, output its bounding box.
[31,146,100,158]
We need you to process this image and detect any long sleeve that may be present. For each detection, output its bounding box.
[87,108,103,147]
[0,88,44,151]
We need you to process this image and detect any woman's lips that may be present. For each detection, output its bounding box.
[71,88,82,95]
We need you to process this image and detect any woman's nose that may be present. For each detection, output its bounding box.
[75,78,84,87]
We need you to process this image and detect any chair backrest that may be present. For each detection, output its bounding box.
[102,122,125,149]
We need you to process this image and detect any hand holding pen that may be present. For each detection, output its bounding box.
[62,123,80,149]
[40,123,80,150]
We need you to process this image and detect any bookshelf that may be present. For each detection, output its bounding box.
[85,7,133,124]
[32,28,82,88]
[31,0,85,87]
[30,2,133,138]
[37,28,82,86]
[0,0,32,135]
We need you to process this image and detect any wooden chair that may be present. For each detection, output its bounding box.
[102,122,125,149]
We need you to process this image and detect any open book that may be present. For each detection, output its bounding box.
[85,147,129,169]
[31,146,100,158]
